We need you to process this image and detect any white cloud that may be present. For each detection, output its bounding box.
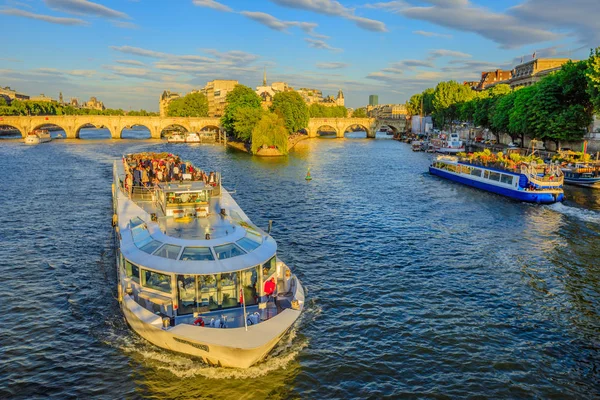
[429,49,472,59]
[413,30,451,39]
[240,11,327,38]
[305,38,342,52]
[0,8,88,25]
[192,0,232,12]
[116,59,145,66]
[44,0,129,19]
[270,0,387,32]
[316,62,349,69]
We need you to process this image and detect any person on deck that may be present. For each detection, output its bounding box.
[264,277,276,302]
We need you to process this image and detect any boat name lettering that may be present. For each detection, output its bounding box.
[174,337,210,352]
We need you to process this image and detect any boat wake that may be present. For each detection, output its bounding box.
[547,202,600,224]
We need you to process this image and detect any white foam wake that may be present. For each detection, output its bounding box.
[547,202,600,224]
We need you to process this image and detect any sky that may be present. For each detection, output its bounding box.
[0,0,597,111]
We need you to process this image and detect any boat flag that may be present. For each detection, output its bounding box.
[532,51,536,59]
[520,56,523,63]
[582,140,588,154]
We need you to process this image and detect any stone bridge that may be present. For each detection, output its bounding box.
[0,115,222,139]
[306,117,406,138]
[1,115,407,139]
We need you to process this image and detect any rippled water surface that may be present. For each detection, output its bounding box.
[1,131,600,399]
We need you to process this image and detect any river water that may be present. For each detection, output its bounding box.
[1,130,600,399]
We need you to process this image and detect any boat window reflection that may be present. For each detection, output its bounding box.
[240,266,259,306]
[140,240,162,254]
[153,244,181,259]
[263,256,276,279]
[219,272,238,308]
[180,247,215,261]
[236,237,261,252]
[125,260,140,283]
[142,269,171,293]
[198,274,218,310]
[177,275,196,315]
[213,243,245,260]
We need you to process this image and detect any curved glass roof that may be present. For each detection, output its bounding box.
[129,218,265,262]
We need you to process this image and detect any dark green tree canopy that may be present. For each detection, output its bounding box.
[351,107,367,118]
[167,92,208,117]
[270,91,309,134]
[221,84,262,134]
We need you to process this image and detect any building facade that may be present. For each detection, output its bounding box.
[29,94,55,102]
[369,95,378,106]
[476,69,512,90]
[255,70,293,109]
[159,90,181,117]
[367,103,407,119]
[0,86,29,104]
[201,80,238,117]
[83,96,105,111]
[509,58,573,89]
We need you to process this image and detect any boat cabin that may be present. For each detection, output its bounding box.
[156,182,212,218]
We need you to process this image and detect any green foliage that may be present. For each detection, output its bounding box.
[406,93,422,116]
[233,107,264,141]
[221,84,262,134]
[0,97,7,107]
[308,103,347,117]
[270,91,309,134]
[251,112,289,155]
[508,85,536,139]
[422,88,435,115]
[432,81,475,129]
[351,107,367,118]
[0,99,155,116]
[167,92,208,117]
[490,91,516,138]
[587,47,600,112]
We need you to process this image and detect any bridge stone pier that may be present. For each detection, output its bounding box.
[0,116,223,139]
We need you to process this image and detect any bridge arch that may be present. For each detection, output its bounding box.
[160,123,189,138]
[314,124,339,137]
[0,124,24,138]
[343,124,370,138]
[32,123,68,138]
[120,124,151,139]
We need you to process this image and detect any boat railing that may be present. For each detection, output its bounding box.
[520,163,563,187]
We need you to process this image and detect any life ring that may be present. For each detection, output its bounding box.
[193,317,205,327]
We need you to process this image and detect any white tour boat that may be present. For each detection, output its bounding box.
[24,129,52,145]
[112,153,304,368]
[185,132,201,143]
[167,133,185,143]
[438,133,465,154]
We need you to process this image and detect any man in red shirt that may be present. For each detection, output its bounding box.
[264,277,276,298]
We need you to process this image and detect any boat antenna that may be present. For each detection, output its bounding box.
[240,287,248,332]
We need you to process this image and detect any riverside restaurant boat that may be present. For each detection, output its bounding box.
[24,129,51,145]
[561,163,600,187]
[112,152,305,368]
[185,132,201,143]
[429,153,564,203]
[438,133,465,154]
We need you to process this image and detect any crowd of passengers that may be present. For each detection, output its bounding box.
[123,153,218,192]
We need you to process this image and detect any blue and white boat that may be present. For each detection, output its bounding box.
[429,155,564,203]
[561,163,600,188]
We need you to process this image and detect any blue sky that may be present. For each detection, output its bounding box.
[0,0,597,111]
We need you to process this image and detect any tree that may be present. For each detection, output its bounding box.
[233,107,264,141]
[509,85,536,145]
[251,112,289,155]
[270,91,309,134]
[586,47,600,112]
[221,85,262,134]
[406,93,422,117]
[422,88,435,115]
[167,92,208,117]
[352,107,367,118]
[432,81,474,130]
[0,97,7,107]
[491,91,516,142]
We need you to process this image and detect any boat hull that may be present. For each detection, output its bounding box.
[563,177,600,188]
[429,166,564,203]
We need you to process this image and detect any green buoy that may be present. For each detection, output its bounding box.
[305,168,312,181]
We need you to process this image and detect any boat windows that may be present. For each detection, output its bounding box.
[488,171,501,182]
[153,244,182,260]
[142,269,172,293]
[213,243,246,260]
[130,217,145,228]
[180,247,215,261]
[470,168,483,177]
[262,256,277,279]
[220,273,238,308]
[166,191,208,206]
[240,266,259,306]
[140,240,162,254]
[177,275,196,315]
[198,274,219,310]
[131,223,153,247]
[500,174,514,185]
[125,260,140,283]
[236,233,262,252]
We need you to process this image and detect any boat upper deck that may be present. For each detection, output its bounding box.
[114,153,277,275]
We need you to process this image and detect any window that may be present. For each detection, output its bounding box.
[125,260,140,283]
[489,171,501,181]
[140,240,162,254]
[142,269,171,293]
[484,170,490,179]
[237,232,262,252]
[240,266,259,306]
[262,256,277,280]
[153,244,181,259]
[214,243,246,260]
[131,224,152,247]
[180,247,214,261]
[219,272,238,308]
[470,168,482,177]
[500,174,514,185]
[197,274,218,310]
